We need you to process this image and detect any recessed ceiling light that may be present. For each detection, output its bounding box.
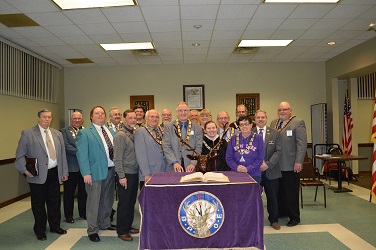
[327,41,336,45]
[100,42,154,51]
[52,0,137,10]
[238,40,293,47]
[193,25,202,29]
[192,43,200,47]
[263,0,339,3]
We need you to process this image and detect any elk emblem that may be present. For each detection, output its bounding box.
[173,123,229,173]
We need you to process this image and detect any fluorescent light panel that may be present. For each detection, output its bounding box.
[264,0,339,3]
[100,42,154,51]
[52,0,137,10]
[239,40,293,47]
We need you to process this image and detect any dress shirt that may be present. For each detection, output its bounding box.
[93,123,114,167]
[38,124,57,169]
[257,126,266,142]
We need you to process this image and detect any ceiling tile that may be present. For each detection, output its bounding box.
[212,30,243,40]
[151,32,181,41]
[0,1,20,14]
[181,5,219,20]
[59,35,94,45]
[78,23,116,35]
[271,29,306,39]
[180,0,220,4]
[299,29,335,39]
[242,29,274,39]
[182,31,212,40]
[63,9,108,24]
[89,34,123,43]
[146,20,181,32]
[217,4,257,19]
[102,6,144,22]
[181,19,215,31]
[247,18,285,30]
[325,4,372,19]
[44,25,86,36]
[112,21,148,33]
[214,19,250,31]
[154,40,182,49]
[12,26,53,38]
[138,0,179,6]
[253,5,297,19]
[141,6,180,21]
[280,19,318,30]
[311,18,352,30]
[27,12,73,26]
[6,0,58,13]
[340,18,375,31]
[183,40,210,48]
[28,36,65,46]
[289,4,334,19]
[119,32,152,42]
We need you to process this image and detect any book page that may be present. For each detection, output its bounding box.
[181,172,204,182]
[202,172,230,183]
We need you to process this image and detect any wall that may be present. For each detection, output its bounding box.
[64,62,326,141]
[0,70,65,204]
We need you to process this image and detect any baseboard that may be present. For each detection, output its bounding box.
[0,192,30,209]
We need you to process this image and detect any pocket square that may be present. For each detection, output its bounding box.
[268,141,274,144]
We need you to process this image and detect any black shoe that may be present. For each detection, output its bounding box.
[287,219,300,227]
[88,233,100,242]
[105,224,117,230]
[36,234,47,241]
[50,227,67,234]
[66,217,74,223]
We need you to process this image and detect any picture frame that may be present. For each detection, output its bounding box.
[183,85,205,111]
[130,95,154,111]
[236,93,260,120]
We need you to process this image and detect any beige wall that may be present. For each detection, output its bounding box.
[0,69,64,203]
[64,62,326,142]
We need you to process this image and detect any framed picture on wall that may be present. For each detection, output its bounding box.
[183,85,205,111]
[236,93,260,120]
[130,95,154,111]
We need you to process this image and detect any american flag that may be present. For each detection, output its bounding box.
[371,98,376,201]
[341,88,353,155]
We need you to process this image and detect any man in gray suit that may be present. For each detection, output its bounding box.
[253,110,281,230]
[162,102,202,172]
[270,102,307,227]
[15,108,69,241]
[135,109,166,189]
[60,111,87,223]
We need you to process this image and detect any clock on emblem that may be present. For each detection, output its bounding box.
[178,191,224,238]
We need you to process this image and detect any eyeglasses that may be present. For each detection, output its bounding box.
[218,117,229,120]
[177,109,189,113]
[278,108,290,112]
[239,123,250,127]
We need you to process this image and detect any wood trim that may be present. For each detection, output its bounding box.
[0,158,15,166]
[359,143,373,147]
[0,192,30,209]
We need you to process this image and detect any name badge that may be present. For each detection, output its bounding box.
[287,130,293,136]
[190,131,195,135]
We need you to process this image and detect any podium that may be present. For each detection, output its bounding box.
[138,171,264,249]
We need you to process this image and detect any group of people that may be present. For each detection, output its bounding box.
[14,100,307,243]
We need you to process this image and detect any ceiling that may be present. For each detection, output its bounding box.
[0,0,375,68]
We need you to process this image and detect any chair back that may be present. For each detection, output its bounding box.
[301,161,318,179]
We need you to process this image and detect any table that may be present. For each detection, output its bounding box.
[314,154,367,193]
[138,171,264,250]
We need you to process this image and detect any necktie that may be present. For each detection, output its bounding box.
[277,121,283,130]
[223,131,228,140]
[259,128,263,135]
[154,128,161,141]
[101,126,114,161]
[45,130,56,160]
[114,124,118,132]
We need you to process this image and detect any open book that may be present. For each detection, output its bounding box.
[180,172,230,183]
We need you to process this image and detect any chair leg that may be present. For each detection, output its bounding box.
[323,185,327,208]
[300,186,303,209]
[314,186,318,201]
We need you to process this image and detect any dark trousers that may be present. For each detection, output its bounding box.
[278,171,300,221]
[117,173,139,235]
[29,167,61,235]
[63,171,87,218]
[261,173,279,224]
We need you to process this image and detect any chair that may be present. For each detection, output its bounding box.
[300,160,327,208]
[323,147,349,185]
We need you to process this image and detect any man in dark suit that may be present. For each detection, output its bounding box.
[253,110,281,230]
[76,106,116,242]
[15,108,68,241]
[162,102,202,172]
[135,109,166,189]
[270,102,307,227]
[60,111,87,223]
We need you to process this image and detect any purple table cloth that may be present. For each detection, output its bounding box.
[138,171,264,249]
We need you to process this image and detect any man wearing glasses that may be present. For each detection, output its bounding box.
[270,102,307,227]
[162,102,202,172]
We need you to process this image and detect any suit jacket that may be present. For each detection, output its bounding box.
[270,117,307,171]
[60,126,80,172]
[134,127,166,180]
[162,120,203,171]
[15,125,68,184]
[76,124,115,182]
[252,126,282,180]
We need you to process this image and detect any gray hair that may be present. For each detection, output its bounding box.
[38,108,51,117]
